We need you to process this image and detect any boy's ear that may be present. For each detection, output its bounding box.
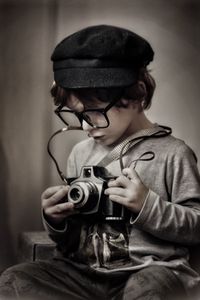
[120,98,141,110]
[119,81,147,109]
[137,81,147,111]
[120,98,130,107]
[138,80,147,97]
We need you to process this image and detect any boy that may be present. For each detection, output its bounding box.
[0,25,200,300]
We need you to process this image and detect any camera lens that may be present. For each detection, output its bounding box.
[68,181,99,209]
[69,188,81,201]
[68,185,85,207]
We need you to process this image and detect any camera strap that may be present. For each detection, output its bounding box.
[97,124,172,170]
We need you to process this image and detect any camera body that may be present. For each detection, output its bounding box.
[67,166,128,221]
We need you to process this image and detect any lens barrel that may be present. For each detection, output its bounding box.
[68,181,99,210]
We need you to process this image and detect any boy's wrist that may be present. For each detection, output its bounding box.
[130,189,151,224]
[43,210,67,231]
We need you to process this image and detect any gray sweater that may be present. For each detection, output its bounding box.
[44,126,200,293]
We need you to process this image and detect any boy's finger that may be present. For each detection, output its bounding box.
[108,175,129,188]
[122,168,140,182]
[42,186,69,208]
[42,185,67,199]
[105,187,127,197]
[46,202,74,215]
[108,194,126,205]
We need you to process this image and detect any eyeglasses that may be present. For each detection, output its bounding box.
[54,98,118,128]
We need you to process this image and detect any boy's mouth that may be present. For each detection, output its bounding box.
[88,134,105,140]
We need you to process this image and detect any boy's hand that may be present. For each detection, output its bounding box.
[104,168,149,213]
[41,185,78,226]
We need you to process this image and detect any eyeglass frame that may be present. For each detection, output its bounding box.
[54,97,119,128]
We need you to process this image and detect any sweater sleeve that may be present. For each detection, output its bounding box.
[131,143,200,245]
[42,147,78,239]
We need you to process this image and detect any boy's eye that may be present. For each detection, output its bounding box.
[83,111,107,127]
[83,113,92,123]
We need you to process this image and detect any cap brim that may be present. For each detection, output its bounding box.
[54,68,138,89]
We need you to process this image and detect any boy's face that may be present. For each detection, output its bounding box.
[64,94,141,147]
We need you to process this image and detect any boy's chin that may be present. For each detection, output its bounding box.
[93,136,119,147]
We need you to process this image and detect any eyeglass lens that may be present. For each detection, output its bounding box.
[59,111,108,128]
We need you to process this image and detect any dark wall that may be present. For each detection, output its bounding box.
[0,0,58,270]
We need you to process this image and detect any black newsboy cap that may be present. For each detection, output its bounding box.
[51,25,154,88]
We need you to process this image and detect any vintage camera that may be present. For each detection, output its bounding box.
[67,166,129,221]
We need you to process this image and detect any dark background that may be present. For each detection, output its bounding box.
[0,0,199,271]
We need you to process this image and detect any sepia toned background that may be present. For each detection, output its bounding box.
[0,0,200,271]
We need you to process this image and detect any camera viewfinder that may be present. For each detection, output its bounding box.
[83,168,92,177]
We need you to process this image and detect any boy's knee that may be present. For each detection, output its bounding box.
[0,262,39,285]
[123,266,186,300]
[2,262,33,276]
[0,262,41,298]
[0,265,23,297]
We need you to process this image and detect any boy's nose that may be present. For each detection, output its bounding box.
[82,120,93,131]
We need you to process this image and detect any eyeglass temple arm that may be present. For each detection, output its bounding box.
[47,126,83,183]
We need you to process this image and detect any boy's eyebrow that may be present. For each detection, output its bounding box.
[62,102,103,111]
[71,98,102,109]
[83,103,107,110]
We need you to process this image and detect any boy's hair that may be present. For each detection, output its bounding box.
[51,68,155,110]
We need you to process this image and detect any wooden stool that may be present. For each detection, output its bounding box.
[18,231,56,262]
